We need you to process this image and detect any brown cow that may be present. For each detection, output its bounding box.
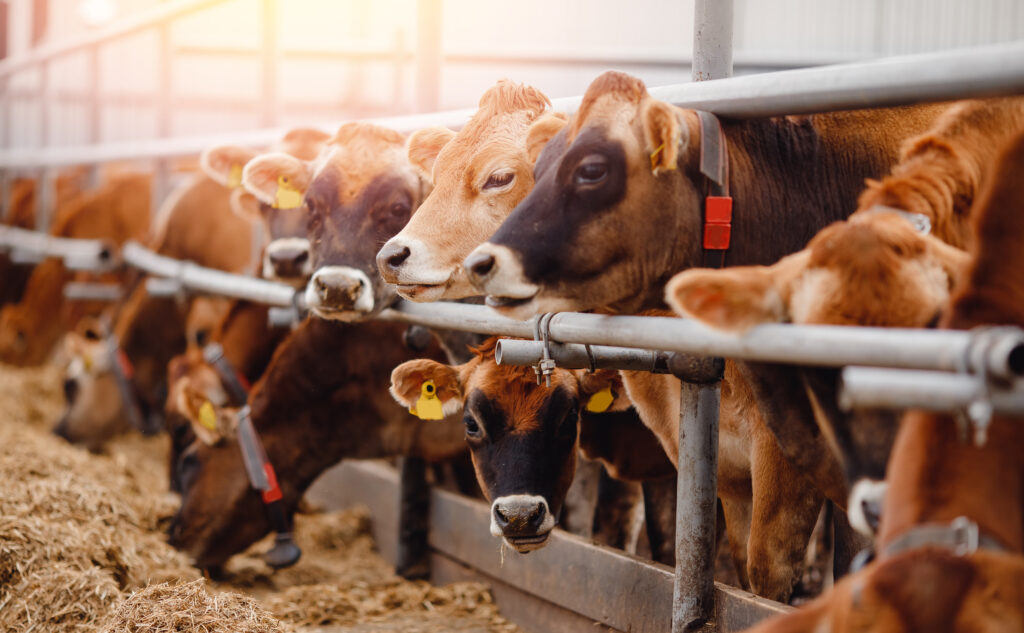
[739,128,1024,633]
[376,80,564,301]
[201,127,331,285]
[168,122,453,568]
[666,97,1024,534]
[0,172,151,366]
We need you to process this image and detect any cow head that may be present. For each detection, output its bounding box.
[390,339,590,552]
[376,81,565,302]
[201,128,331,286]
[244,123,426,321]
[667,210,969,533]
[52,319,132,451]
[464,71,703,319]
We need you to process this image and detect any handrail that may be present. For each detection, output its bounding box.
[3,40,1023,169]
[0,0,227,79]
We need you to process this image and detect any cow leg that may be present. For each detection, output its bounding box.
[561,456,602,538]
[640,474,677,566]
[593,469,643,552]
[720,492,753,590]
[747,430,824,603]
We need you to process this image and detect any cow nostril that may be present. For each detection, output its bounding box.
[493,505,510,528]
[63,378,78,402]
[294,251,308,265]
[466,253,496,279]
[385,245,411,270]
[528,503,546,529]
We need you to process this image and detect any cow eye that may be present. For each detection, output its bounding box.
[483,170,515,190]
[574,157,607,186]
[463,414,484,440]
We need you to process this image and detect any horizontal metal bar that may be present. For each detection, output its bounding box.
[840,367,1024,415]
[494,338,669,373]
[4,42,1023,169]
[0,225,115,269]
[0,0,227,79]
[380,302,1024,376]
[122,241,299,307]
[62,282,122,302]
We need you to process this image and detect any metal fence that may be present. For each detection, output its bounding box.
[3,1,1024,632]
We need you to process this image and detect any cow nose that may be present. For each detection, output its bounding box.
[378,242,411,272]
[465,252,496,282]
[268,245,309,278]
[313,270,365,310]
[861,497,883,533]
[63,378,78,403]
[493,498,547,535]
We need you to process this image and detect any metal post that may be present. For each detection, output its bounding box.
[86,43,100,144]
[260,0,278,127]
[38,59,48,147]
[153,22,173,216]
[673,379,721,632]
[414,0,441,112]
[692,0,734,81]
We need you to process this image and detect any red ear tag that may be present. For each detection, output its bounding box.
[262,462,283,503]
[703,196,733,250]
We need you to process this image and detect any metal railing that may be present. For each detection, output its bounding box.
[5,3,1024,632]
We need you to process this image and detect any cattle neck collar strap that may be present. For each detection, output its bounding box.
[203,342,251,404]
[863,204,933,234]
[696,111,732,269]
[883,516,1007,559]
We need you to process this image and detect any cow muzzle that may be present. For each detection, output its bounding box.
[305,266,375,320]
[376,236,455,302]
[490,494,555,553]
[848,478,887,536]
[264,238,312,286]
[464,244,539,314]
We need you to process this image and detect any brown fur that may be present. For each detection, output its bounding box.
[738,128,1024,633]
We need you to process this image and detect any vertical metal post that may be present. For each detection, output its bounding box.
[692,0,734,81]
[38,59,48,147]
[260,0,278,127]
[672,380,721,632]
[414,0,441,113]
[153,21,173,218]
[85,43,100,144]
[672,4,733,630]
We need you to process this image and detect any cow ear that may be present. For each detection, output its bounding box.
[200,145,259,188]
[642,100,684,175]
[390,359,463,419]
[179,384,226,446]
[242,153,313,208]
[576,368,632,413]
[229,187,264,223]
[407,127,456,182]
[666,266,788,333]
[526,112,568,165]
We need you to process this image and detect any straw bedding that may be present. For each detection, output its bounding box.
[0,363,519,633]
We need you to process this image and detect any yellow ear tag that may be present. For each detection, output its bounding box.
[585,387,614,413]
[198,401,218,431]
[82,354,92,372]
[274,175,303,209]
[409,380,445,420]
[649,143,665,171]
[227,164,243,188]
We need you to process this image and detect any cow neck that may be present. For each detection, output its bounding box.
[244,317,456,491]
[877,411,1024,556]
[709,113,905,270]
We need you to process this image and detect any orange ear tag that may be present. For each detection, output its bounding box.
[409,380,445,420]
[227,164,243,188]
[585,387,614,413]
[198,401,218,431]
[274,175,303,209]
[82,353,93,372]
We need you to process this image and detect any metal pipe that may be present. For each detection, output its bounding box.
[0,225,115,269]
[672,380,720,633]
[380,302,1024,378]
[5,42,1024,169]
[122,241,298,307]
[840,367,1024,415]
[692,0,733,82]
[62,282,122,302]
[494,339,669,373]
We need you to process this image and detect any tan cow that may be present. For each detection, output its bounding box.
[376,80,565,301]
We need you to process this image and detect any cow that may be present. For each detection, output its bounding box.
[167,122,465,569]
[1,178,39,306]
[666,97,1024,534]
[200,127,331,286]
[739,128,1024,633]
[391,338,682,554]
[376,80,565,302]
[0,172,151,366]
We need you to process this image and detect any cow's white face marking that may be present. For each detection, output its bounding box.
[848,478,887,536]
[305,266,375,321]
[463,244,540,318]
[381,236,461,302]
[489,494,555,553]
